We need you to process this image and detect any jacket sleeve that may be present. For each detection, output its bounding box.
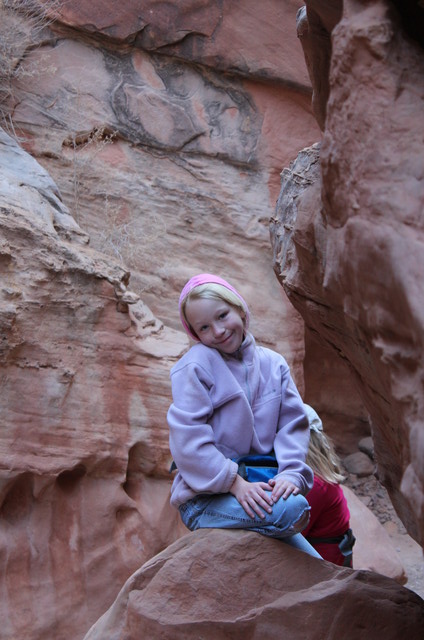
[167,360,238,495]
[273,360,314,495]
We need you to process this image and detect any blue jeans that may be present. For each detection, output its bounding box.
[179,491,322,558]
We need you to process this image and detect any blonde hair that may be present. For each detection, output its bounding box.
[181,283,246,337]
[306,429,346,484]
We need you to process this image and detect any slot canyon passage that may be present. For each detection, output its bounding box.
[0,0,423,638]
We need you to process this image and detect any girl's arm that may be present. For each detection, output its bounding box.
[168,361,238,495]
[272,360,313,496]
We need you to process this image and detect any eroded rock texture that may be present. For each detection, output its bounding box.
[271,0,424,544]
[2,0,423,638]
[0,128,187,639]
[83,529,424,640]
[1,2,323,638]
[7,0,320,383]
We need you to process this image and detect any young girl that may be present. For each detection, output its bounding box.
[302,404,355,566]
[167,273,321,558]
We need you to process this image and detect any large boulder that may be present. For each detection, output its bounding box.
[343,486,406,584]
[83,528,424,640]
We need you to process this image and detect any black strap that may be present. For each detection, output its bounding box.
[306,534,345,545]
[306,528,355,547]
[306,528,356,567]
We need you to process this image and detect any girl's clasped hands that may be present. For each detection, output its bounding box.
[230,474,300,519]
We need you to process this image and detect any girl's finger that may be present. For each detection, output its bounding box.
[248,500,265,519]
[259,489,274,506]
[271,486,283,502]
[256,494,273,513]
[259,481,272,490]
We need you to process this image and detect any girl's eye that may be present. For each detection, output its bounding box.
[219,311,228,319]
[199,325,208,332]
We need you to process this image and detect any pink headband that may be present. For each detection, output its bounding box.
[179,273,250,341]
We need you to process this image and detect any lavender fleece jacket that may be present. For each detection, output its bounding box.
[167,333,313,508]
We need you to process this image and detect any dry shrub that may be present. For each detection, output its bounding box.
[0,0,59,130]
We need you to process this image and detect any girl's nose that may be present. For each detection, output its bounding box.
[212,322,224,337]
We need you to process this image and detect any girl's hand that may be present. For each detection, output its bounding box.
[229,474,274,519]
[268,477,300,502]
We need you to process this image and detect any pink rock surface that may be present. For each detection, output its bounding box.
[271,0,424,545]
[343,486,406,584]
[0,128,185,639]
[49,0,311,86]
[9,0,320,387]
[2,0,423,637]
[83,528,424,640]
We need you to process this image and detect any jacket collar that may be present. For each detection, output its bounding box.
[221,332,255,362]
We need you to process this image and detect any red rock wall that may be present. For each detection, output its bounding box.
[271,0,424,545]
[0,2,322,638]
[0,126,190,639]
[10,0,320,382]
[4,1,423,637]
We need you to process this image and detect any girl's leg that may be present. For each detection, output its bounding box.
[179,491,321,558]
[282,533,322,558]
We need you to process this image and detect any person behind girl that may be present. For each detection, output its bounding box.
[302,404,355,566]
[167,273,321,558]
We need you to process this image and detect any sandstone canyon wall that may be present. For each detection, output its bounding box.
[8,0,322,381]
[1,1,424,639]
[0,2,326,639]
[0,125,188,639]
[271,0,424,545]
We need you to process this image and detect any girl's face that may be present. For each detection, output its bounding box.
[185,297,245,354]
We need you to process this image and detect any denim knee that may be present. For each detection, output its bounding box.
[179,495,213,531]
[179,491,311,538]
[271,493,310,535]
